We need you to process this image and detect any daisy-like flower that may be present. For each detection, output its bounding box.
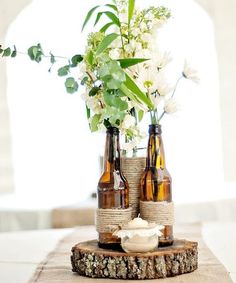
[164,98,179,114]
[155,50,172,70]
[183,60,200,83]
[156,72,174,96]
[136,66,158,93]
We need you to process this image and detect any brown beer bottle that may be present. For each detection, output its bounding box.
[140,124,174,246]
[97,127,129,249]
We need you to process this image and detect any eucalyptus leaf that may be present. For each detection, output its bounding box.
[65,77,78,94]
[11,50,17,58]
[58,65,70,76]
[98,60,126,89]
[82,5,100,31]
[71,54,83,66]
[117,58,149,68]
[89,86,100,96]
[96,33,119,55]
[90,114,101,132]
[3,47,11,57]
[104,92,128,111]
[81,77,88,85]
[50,52,56,64]
[28,45,43,63]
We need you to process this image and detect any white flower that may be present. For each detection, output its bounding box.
[124,40,142,54]
[132,28,140,37]
[183,60,200,83]
[156,72,174,96]
[136,66,158,93]
[150,94,162,109]
[140,22,147,32]
[109,48,121,59]
[119,11,128,23]
[83,95,102,114]
[140,33,152,43]
[78,62,87,80]
[155,51,172,69]
[164,98,179,114]
[110,37,123,49]
[121,115,136,130]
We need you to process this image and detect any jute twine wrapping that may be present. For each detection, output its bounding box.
[121,156,146,218]
[140,201,174,225]
[96,208,132,233]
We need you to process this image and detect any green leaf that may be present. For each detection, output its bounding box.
[3,47,11,57]
[90,114,101,132]
[89,86,100,96]
[138,110,144,122]
[128,0,135,25]
[94,12,103,26]
[98,60,126,89]
[86,50,94,66]
[124,74,153,109]
[105,4,118,12]
[58,65,70,76]
[96,33,119,55]
[0,47,3,54]
[81,76,88,85]
[50,52,55,64]
[82,5,100,31]
[27,44,43,63]
[104,92,128,111]
[86,105,91,120]
[104,11,120,27]
[71,54,83,66]
[120,84,140,104]
[117,58,149,68]
[100,22,114,33]
[65,77,78,94]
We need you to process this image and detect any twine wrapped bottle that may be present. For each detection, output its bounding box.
[140,124,174,247]
[96,127,131,249]
[121,156,146,218]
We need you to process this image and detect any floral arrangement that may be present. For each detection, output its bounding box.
[0,0,198,151]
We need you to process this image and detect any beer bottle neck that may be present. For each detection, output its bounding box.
[147,124,165,169]
[103,127,121,172]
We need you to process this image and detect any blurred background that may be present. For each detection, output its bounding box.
[0,0,236,232]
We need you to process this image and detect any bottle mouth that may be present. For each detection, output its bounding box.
[106,126,120,135]
[149,124,162,134]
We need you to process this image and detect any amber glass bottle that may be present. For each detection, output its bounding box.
[97,127,129,249]
[140,124,174,246]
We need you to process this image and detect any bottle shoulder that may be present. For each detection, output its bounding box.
[98,170,128,189]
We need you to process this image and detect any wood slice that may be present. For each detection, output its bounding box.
[71,239,198,280]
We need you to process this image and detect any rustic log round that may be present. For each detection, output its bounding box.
[71,239,198,280]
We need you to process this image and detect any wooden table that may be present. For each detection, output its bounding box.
[0,223,235,283]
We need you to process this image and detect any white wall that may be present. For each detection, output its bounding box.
[196,0,236,181]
